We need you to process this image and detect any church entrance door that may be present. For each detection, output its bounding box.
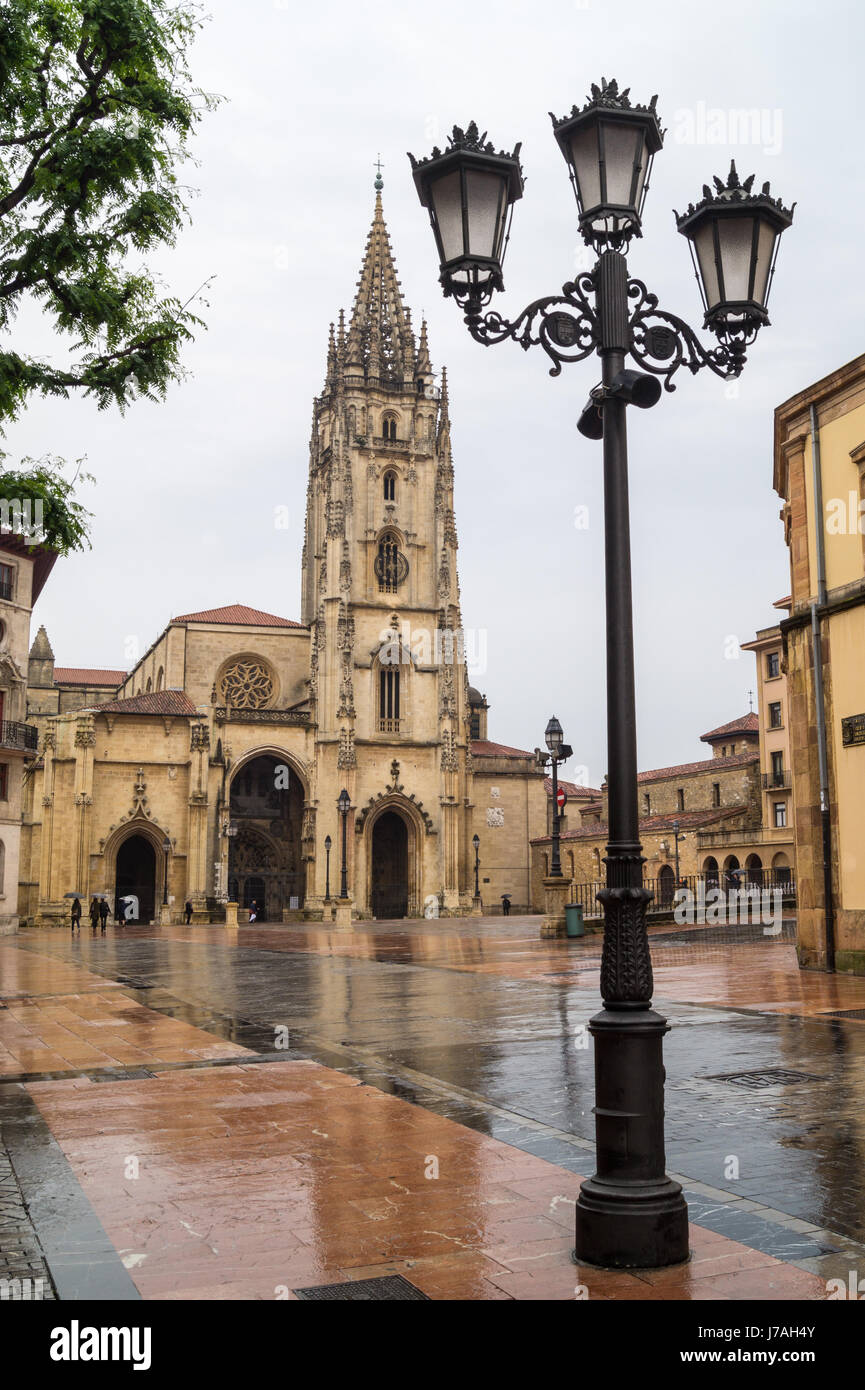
[228,755,305,919]
[115,835,156,923]
[371,810,409,919]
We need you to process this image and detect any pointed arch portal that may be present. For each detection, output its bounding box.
[228,754,305,918]
[370,810,409,920]
[115,835,156,923]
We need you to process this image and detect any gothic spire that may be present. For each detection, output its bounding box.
[344,189,410,381]
[416,318,432,375]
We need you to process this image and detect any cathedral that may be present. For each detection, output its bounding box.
[18,185,547,925]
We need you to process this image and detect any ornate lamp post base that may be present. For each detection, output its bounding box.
[334,897,353,929]
[575,1006,690,1268]
[541,875,572,937]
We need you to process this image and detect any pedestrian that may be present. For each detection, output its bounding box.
[89,896,100,931]
[501,894,511,917]
[115,896,125,927]
[184,899,193,925]
[98,897,109,933]
[70,897,82,932]
[248,900,257,924]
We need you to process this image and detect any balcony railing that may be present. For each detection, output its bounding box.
[762,771,792,789]
[378,718,400,734]
[0,720,38,751]
[569,870,796,919]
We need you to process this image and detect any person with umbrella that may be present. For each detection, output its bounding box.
[70,897,82,933]
[88,896,100,931]
[98,896,109,933]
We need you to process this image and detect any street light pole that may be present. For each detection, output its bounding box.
[472,833,480,897]
[338,789,350,900]
[162,836,170,907]
[409,78,793,1270]
[324,834,332,904]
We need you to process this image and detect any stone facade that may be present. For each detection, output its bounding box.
[19,190,546,926]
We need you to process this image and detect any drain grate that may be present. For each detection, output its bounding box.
[705,1068,827,1089]
[90,1067,156,1082]
[820,1008,865,1021]
[293,1275,429,1301]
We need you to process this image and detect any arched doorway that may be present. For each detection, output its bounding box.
[228,754,305,918]
[723,854,740,889]
[115,835,156,923]
[772,851,792,886]
[746,853,763,886]
[703,856,719,888]
[371,810,409,919]
[658,864,675,907]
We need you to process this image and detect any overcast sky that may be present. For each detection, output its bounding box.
[6,0,863,786]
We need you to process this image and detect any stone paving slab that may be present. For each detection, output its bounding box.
[25,1058,829,1301]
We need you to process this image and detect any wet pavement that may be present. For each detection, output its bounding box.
[3,915,865,1299]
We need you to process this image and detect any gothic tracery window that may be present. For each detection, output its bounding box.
[375,532,407,593]
[383,470,396,502]
[219,659,275,710]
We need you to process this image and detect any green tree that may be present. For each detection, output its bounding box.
[0,0,217,427]
[0,455,92,553]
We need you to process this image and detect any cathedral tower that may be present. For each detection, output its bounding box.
[303,180,472,916]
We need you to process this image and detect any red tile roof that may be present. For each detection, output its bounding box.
[531,805,745,844]
[544,777,602,799]
[91,690,199,716]
[171,604,305,628]
[700,712,759,742]
[638,750,757,783]
[53,668,126,687]
[472,740,535,760]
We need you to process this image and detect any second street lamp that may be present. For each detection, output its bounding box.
[337,789,350,901]
[544,716,572,879]
[324,834,332,904]
[472,833,480,898]
[410,77,793,1270]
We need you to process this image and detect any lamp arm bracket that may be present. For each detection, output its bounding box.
[462,273,599,377]
[626,278,748,390]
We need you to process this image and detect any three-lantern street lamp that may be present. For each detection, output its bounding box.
[324,834,332,904]
[337,789,351,901]
[162,836,171,907]
[472,833,481,898]
[409,78,793,1272]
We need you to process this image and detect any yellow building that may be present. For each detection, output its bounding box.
[774,352,865,972]
[19,188,546,925]
[740,610,796,885]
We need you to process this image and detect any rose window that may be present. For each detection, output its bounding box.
[220,661,274,710]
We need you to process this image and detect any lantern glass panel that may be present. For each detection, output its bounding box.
[569,124,602,212]
[693,221,721,309]
[752,217,778,307]
[601,120,643,207]
[717,216,755,303]
[430,169,465,264]
[465,169,505,258]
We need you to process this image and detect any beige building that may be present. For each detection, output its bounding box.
[775,351,865,973]
[740,611,796,885]
[530,714,767,907]
[0,538,56,931]
[19,189,546,925]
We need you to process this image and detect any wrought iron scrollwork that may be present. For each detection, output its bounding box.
[463,273,598,377]
[627,277,752,390]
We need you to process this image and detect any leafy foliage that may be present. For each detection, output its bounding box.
[0,454,92,552]
[0,0,218,427]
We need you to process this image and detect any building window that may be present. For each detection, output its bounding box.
[0,764,7,799]
[677,788,685,812]
[0,564,13,602]
[766,651,780,679]
[470,710,481,741]
[769,701,783,729]
[730,743,736,755]
[773,801,787,828]
[382,415,398,442]
[643,792,651,815]
[771,750,784,785]
[721,745,727,757]
[383,471,396,502]
[379,668,400,732]
[375,532,407,593]
[712,782,721,807]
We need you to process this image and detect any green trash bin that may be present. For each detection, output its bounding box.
[565,902,585,938]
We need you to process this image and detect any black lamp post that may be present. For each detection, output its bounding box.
[162,836,170,907]
[410,80,793,1271]
[472,833,480,897]
[672,819,686,887]
[544,716,572,878]
[337,789,350,900]
[324,834,332,904]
